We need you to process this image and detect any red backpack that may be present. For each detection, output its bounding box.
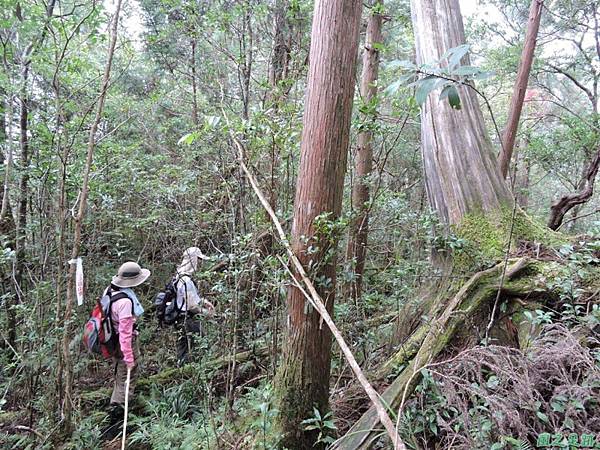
[83,290,130,358]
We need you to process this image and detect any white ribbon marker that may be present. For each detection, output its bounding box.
[68,257,84,306]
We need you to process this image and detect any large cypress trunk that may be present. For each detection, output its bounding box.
[274,0,362,447]
[334,1,560,447]
[413,0,511,227]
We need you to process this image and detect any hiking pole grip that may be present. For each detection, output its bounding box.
[121,367,132,450]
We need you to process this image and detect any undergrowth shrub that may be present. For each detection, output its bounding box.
[402,324,600,449]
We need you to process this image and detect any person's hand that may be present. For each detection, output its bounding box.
[203,300,215,317]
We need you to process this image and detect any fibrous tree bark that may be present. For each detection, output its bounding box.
[499,0,544,179]
[414,0,511,228]
[274,0,363,446]
[345,0,383,304]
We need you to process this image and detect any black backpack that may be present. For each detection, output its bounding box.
[155,275,188,326]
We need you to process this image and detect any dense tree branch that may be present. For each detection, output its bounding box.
[548,145,600,230]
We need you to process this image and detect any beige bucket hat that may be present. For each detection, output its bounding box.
[112,261,151,288]
[177,247,209,275]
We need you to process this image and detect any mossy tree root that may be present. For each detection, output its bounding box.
[332,257,556,449]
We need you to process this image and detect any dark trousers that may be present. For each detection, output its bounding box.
[176,314,201,365]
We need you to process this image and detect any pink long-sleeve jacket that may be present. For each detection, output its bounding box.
[110,298,136,366]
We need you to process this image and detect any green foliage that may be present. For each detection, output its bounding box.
[128,379,215,449]
[246,384,279,450]
[385,44,494,109]
[301,407,337,446]
[400,368,458,446]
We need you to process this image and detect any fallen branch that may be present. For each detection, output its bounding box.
[12,425,45,440]
[232,137,405,450]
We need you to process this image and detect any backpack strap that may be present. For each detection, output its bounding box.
[107,289,134,317]
[174,274,188,313]
[174,273,199,314]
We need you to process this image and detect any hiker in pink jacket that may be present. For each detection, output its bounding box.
[102,261,150,441]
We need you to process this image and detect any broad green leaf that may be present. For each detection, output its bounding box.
[439,85,461,110]
[383,79,402,97]
[415,75,444,105]
[564,416,575,430]
[536,411,549,423]
[550,400,565,412]
[452,66,480,76]
[472,70,495,80]
[447,86,461,110]
[446,44,470,69]
[178,132,196,146]
[313,407,321,421]
[372,42,385,52]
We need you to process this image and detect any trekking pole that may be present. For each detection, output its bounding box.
[121,367,131,450]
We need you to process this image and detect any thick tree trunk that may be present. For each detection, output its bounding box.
[345,1,383,303]
[499,0,544,179]
[412,0,511,227]
[274,0,362,446]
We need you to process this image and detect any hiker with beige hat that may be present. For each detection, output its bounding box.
[101,261,150,440]
[173,247,215,366]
